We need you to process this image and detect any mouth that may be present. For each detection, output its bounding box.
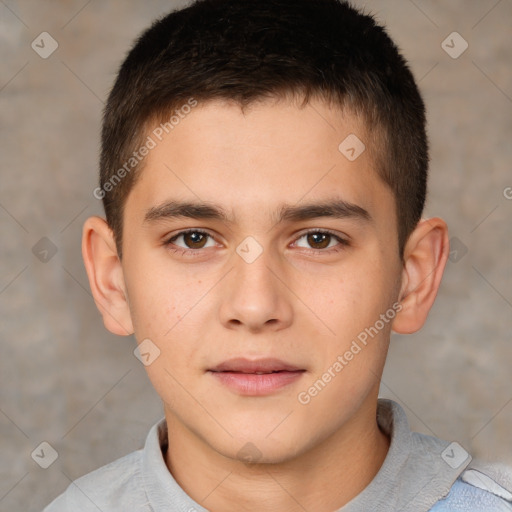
[208,357,306,395]
[209,357,305,373]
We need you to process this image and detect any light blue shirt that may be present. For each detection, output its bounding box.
[431,479,512,511]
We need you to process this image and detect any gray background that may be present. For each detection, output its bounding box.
[1,1,511,510]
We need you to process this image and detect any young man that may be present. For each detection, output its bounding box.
[44,0,512,510]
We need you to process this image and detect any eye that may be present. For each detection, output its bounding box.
[166,229,216,250]
[293,230,348,252]
[164,228,349,256]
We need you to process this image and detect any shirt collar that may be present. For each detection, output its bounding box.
[341,399,471,511]
[141,399,470,511]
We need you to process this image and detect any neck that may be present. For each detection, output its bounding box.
[164,397,389,512]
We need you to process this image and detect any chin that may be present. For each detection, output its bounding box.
[219,431,306,466]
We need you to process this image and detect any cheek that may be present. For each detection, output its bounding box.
[307,267,382,326]
[127,276,171,335]
[124,252,197,335]
[125,260,213,372]
[305,258,398,362]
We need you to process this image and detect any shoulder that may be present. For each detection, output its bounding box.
[43,449,149,512]
[430,463,512,511]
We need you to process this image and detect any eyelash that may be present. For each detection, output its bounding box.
[164,228,350,257]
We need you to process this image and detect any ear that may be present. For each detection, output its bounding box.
[82,216,134,336]
[392,217,449,334]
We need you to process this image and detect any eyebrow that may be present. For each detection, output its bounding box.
[143,198,371,225]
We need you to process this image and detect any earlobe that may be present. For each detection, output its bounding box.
[392,218,449,334]
[82,216,134,336]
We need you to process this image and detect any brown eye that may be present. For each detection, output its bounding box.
[167,230,214,251]
[182,231,208,249]
[306,232,332,249]
[294,230,348,252]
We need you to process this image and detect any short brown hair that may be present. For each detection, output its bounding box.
[99,0,428,258]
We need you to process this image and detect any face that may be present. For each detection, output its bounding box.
[120,97,403,463]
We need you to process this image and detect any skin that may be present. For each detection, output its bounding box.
[83,97,449,512]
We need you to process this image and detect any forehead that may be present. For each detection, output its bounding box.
[126,97,394,231]
[149,97,371,172]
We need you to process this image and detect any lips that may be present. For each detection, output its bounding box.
[209,357,304,374]
[208,358,306,395]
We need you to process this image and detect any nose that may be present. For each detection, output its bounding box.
[218,245,294,333]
